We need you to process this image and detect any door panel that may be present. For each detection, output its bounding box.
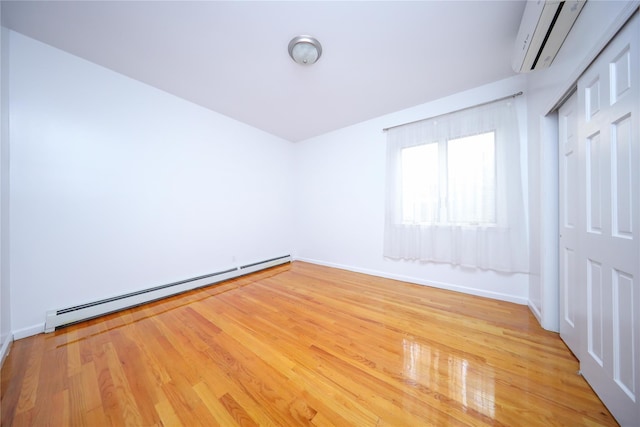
[559,92,579,356]
[611,115,632,238]
[576,12,639,426]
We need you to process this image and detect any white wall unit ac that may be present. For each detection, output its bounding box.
[513,0,586,73]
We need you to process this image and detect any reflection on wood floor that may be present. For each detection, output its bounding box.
[1,261,617,426]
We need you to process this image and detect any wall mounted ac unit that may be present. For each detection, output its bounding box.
[512,0,586,73]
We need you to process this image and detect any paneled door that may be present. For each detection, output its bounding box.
[576,12,639,426]
[559,92,580,358]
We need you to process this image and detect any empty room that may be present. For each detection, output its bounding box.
[0,1,639,426]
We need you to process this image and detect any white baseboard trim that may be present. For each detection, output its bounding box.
[0,333,12,367]
[13,323,45,340]
[295,257,528,305]
[45,255,291,332]
[528,301,543,325]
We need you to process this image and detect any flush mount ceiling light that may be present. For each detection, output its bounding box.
[288,35,322,65]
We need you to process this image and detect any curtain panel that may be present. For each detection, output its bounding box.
[383,99,529,273]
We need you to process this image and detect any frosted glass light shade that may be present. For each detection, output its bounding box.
[288,36,322,65]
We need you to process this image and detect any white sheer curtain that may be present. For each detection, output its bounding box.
[383,98,529,273]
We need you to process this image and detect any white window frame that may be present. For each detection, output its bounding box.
[401,130,497,226]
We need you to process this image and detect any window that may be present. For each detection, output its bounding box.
[384,99,528,273]
[401,131,496,225]
[401,142,439,224]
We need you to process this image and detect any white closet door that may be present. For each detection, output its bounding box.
[576,12,639,426]
[559,92,580,358]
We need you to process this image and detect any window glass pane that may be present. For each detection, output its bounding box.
[447,132,496,224]
[401,143,439,223]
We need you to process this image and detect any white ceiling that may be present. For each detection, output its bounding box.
[2,1,527,142]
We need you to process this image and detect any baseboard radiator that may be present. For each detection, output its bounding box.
[44,255,291,332]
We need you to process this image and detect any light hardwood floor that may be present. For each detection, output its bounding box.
[1,261,616,426]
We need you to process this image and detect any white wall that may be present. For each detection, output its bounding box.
[9,2,636,339]
[294,75,530,304]
[526,1,639,331]
[9,32,294,335]
[1,11,13,362]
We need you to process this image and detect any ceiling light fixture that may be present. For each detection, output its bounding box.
[288,35,322,65]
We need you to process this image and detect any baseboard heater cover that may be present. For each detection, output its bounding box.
[44,255,291,332]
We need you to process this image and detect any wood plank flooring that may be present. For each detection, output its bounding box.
[1,261,616,426]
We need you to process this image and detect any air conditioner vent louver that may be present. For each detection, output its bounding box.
[512,0,586,73]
